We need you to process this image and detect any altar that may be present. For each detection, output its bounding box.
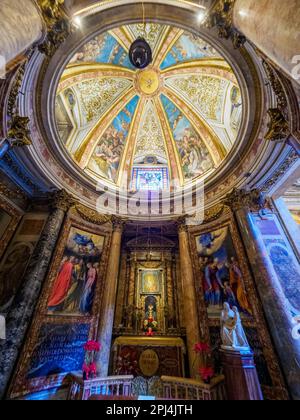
[112,337,186,378]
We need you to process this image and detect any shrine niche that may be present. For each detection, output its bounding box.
[113,230,184,338]
[138,268,164,334]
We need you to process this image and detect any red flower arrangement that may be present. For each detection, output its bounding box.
[193,342,215,384]
[194,342,210,353]
[84,341,101,352]
[199,367,215,383]
[82,341,101,380]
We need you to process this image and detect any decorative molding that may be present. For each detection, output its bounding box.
[0,153,43,195]
[203,204,227,224]
[111,215,126,232]
[7,116,32,148]
[207,0,246,49]
[74,204,111,225]
[7,61,28,117]
[260,149,299,194]
[0,182,28,202]
[37,0,73,57]
[265,108,291,143]
[262,60,288,114]
[5,57,33,150]
[224,188,266,212]
[50,189,77,212]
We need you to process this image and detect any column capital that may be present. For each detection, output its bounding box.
[50,189,77,212]
[111,216,126,233]
[224,188,266,212]
[176,216,188,234]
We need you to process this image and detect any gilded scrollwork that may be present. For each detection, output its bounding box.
[75,204,111,225]
[37,0,72,57]
[224,188,266,212]
[50,189,77,212]
[111,215,126,232]
[265,108,291,143]
[262,61,288,114]
[208,0,246,49]
[7,116,32,148]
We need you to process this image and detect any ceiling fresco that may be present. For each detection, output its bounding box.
[55,23,243,187]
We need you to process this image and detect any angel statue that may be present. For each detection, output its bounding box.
[220,303,250,351]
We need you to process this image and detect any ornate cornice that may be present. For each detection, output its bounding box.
[37,0,72,57]
[260,149,299,194]
[224,188,266,212]
[75,204,111,225]
[207,0,246,49]
[265,108,291,143]
[4,58,33,149]
[7,61,28,118]
[50,189,77,212]
[262,60,288,114]
[0,153,42,195]
[7,116,32,148]
[0,182,28,201]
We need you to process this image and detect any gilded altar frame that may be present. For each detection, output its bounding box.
[9,212,112,398]
[188,209,289,400]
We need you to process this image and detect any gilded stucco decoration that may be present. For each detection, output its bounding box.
[208,0,246,49]
[55,23,243,187]
[37,0,72,57]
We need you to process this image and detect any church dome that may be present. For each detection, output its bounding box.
[55,23,243,191]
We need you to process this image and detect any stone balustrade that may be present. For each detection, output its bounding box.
[67,374,226,401]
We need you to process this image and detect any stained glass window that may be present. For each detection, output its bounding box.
[132,167,169,191]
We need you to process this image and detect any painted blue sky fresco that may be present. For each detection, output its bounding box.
[111,95,139,134]
[72,32,134,69]
[160,94,194,142]
[160,32,220,70]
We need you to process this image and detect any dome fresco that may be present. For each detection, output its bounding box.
[55,23,243,189]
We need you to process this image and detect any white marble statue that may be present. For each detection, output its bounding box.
[220,303,250,351]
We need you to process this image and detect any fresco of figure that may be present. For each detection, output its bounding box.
[47,229,104,316]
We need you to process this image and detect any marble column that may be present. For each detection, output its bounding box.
[97,217,124,377]
[0,189,75,399]
[178,221,201,378]
[233,0,300,84]
[0,0,43,65]
[226,189,300,400]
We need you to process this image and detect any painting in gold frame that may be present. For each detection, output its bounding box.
[189,215,289,400]
[8,216,110,399]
